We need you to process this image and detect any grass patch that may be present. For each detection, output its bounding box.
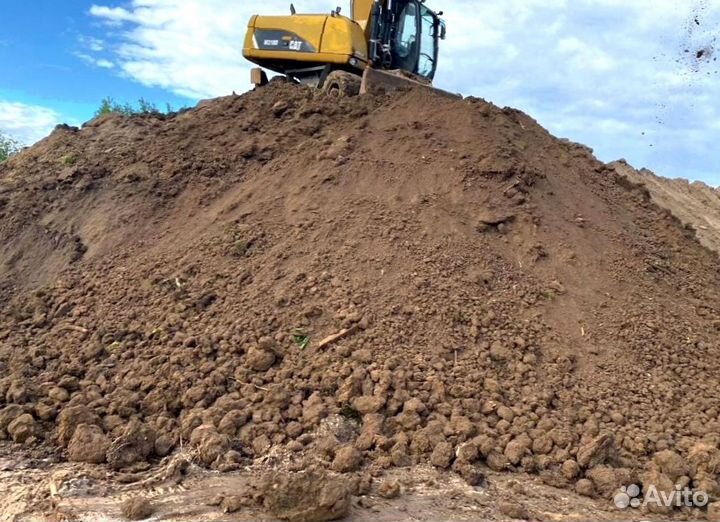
[61,154,77,166]
[540,289,557,301]
[232,240,248,257]
[291,330,310,350]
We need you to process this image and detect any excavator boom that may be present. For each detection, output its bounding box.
[351,0,376,31]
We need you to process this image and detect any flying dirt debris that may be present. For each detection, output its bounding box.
[2,17,720,522]
[243,0,451,97]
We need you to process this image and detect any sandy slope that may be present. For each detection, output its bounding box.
[613,160,720,255]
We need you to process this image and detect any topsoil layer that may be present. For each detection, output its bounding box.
[1,82,720,514]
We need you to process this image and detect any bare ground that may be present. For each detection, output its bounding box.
[0,443,682,522]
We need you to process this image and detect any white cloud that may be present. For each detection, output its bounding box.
[95,58,115,69]
[79,35,106,52]
[557,37,615,72]
[433,0,720,184]
[76,52,116,69]
[89,5,138,23]
[87,0,720,183]
[0,101,65,145]
[75,34,115,69]
[90,0,332,99]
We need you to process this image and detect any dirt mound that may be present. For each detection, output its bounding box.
[613,160,720,255]
[2,81,720,516]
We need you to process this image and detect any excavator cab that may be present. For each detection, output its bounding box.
[372,0,445,80]
[243,0,446,95]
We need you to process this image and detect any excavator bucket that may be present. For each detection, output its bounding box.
[359,68,461,99]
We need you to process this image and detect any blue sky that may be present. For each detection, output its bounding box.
[1,0,719,185]
[0,0,189,136]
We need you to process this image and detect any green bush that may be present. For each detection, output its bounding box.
[0,133,21,162]
[94,97,185,118]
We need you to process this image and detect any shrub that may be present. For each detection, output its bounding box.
[0,132,21,162]
[94,97,185,118]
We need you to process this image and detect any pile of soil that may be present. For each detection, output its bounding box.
[2,81,720,514]
[613,160,720,256]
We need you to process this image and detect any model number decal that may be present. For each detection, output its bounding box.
[255,30,316,52]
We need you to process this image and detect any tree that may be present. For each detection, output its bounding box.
[0,132,20,162]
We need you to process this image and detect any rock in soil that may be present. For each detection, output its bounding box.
[640,465,675,515]
[430,441,454,469]
[120,497,154,520]
[56,405,100,446]
[7,413,36,443]
[106,421,156,470]
[575,478,595,498]
[67,423,110,464]
[377,479,402,499]
[221,495,250,514]
[576,433,615,469]
[331,446,363,473]
[498,500,530,520]
[261,471,350,522]
[652,449,689,482]
[708,501,720,522]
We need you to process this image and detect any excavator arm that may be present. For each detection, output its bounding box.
[351,0,376,32]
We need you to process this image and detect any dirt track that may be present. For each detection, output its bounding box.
[1,82,720,520]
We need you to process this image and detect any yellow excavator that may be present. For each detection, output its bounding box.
[242,0,446,97]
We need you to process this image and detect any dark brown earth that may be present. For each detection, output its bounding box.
[1,81,720,520]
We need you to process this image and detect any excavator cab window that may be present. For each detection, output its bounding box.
[393,2,419,71]
[417,5,437,77]
[390,1,441,80]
